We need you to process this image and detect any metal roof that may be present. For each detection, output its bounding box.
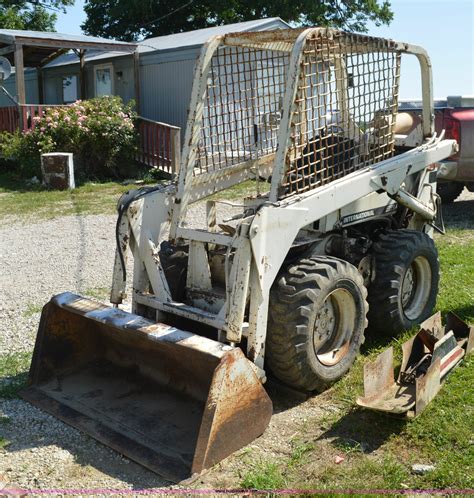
[45,18,289,68]
[138,18,288,53]
[0,29,137,67]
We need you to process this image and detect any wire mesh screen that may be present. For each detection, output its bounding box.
[195,46,289,175]
[279,32,401,198]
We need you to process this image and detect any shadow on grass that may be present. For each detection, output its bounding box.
[317,406,407,453]
[0,171,116,194]
[442,198,474,229]
[447,304,474,322]
[0,171,45,193]
[0,371,29,399]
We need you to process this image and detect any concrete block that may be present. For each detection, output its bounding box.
[41,153,75,190]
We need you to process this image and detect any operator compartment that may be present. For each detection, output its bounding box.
[186,29,404,205]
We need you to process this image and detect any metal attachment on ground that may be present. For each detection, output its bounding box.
[356,311,473,417]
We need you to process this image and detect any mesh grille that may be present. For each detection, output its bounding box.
[195,46,289,175]
[280,32,401,198]
[194,32,401,197]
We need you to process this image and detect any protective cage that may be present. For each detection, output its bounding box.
[185,28,406,202]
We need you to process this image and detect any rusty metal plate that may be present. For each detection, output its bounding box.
[357,312,473,418]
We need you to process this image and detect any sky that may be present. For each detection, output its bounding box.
[55,0,473,99]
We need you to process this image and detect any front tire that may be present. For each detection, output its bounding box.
[368,229,439,335]
[267,256,368,392]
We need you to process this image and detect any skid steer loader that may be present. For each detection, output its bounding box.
[21,28,457,481]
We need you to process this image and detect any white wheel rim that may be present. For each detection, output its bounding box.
[401,255,432,320]
[313,288,357,366]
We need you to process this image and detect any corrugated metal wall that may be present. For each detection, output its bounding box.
[139,55,196,133]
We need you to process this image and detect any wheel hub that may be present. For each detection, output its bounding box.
[313,288,356,367]
[401,255,432,320]
[315,301,336,341]
[402,265,416,307]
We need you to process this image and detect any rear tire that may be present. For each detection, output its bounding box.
[368,229,439,335]
[437,181,464,204]
[267,256,368,392]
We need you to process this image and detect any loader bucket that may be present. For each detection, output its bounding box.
[20,292,272,482]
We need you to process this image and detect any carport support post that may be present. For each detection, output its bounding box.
[134,50,141,114]
[79,50,86,99]
[14,43,26,130]
[37,67,44,104]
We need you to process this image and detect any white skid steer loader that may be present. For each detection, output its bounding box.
[21,28,457,481]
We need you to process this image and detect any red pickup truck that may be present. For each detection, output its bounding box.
[399,96,474,203]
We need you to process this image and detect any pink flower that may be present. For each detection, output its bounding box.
[64,116,71,123]
[40,127,46,132]
[32,116,41,123]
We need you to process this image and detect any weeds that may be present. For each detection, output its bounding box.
[83,287,110,301]
[240,461,286,490]
[0,352,32,398]
[23,303,43,317]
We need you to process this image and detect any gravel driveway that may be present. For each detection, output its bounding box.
[0,188,473,491]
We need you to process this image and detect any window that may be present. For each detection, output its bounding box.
[62,75,78,104]
[94,64,113,96]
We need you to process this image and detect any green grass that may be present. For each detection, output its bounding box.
[83,287,110,301]
[22,303,43,317]
[435,229,474,322]
[0,352,32,399]
[240,461,286,490]
[207,179,265,202]
[0,173,136,220]
[0,172,262,220]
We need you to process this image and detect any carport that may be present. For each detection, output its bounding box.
[0,29,137,126]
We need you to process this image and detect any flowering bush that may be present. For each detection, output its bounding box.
[0,96,138,179]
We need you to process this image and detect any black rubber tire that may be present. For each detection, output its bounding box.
[267,256,368,392]
[368,229,439,335]
[437,181,464,204]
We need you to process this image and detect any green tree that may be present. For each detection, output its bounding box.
[82,0,393,41]
[0,0,74,31]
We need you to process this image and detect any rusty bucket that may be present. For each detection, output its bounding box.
[20,293,272,482]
